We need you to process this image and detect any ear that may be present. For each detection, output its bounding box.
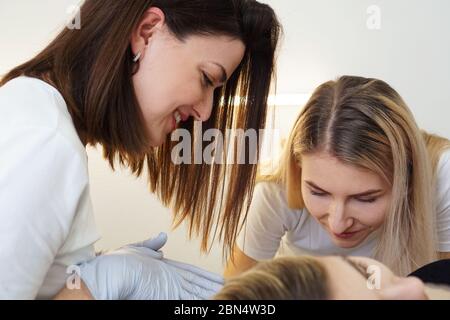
[130,7,165,57]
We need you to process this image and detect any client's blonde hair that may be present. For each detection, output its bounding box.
[214,256,329,300]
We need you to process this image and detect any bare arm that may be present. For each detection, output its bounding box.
[53,281,94,300]
[224,246,258,278]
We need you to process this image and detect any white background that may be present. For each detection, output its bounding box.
[1,0,449,274]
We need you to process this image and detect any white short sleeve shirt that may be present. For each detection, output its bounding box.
[237,151,450,260]
[0,77,100,299]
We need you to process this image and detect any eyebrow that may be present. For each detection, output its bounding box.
[341,256,367,279]
[210,62,228,84]
[305,181,383,197]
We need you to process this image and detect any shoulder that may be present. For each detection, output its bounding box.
[251,181,304,226]
[0,77,60,127]
[436,149,450,192]
[0,76,86,160]
[253,181,288,207]
[435,149,450,210]
[437,149,450,174]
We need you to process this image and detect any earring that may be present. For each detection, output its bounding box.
[133,51,141,63]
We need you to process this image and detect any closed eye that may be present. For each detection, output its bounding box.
[310,189,328,197]
[310,191,378,203]
[355,197,377,203]
[202,72,214,87]
[342,257,369,279]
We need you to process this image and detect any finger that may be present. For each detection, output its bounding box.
[179,278,220,300]
[164,259,224,285]
[132,232,168,251]
[172,266,224,293]
[117,246,163,260]
[141,232,168,250]
[140,246,166,260]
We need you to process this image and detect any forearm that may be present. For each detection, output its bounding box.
[53,280,94,300]
[224,246,258,278]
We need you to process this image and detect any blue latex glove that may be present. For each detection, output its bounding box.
[78,233,224,300]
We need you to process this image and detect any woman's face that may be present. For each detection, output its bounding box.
[132,23,245,147]
[301,151,392,248]
[319,256,439,300]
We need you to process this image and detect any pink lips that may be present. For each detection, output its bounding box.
[333,230,361,240]
[170,112,190,132]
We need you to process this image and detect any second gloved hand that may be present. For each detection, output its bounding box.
[78,233,224,300]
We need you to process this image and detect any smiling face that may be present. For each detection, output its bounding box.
[300,151,392,248]
[131,8,245,147]
[132,25,245,147]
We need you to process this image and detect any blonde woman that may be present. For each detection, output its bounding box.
[225,76,450,278]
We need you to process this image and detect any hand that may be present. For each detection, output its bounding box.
[78,232,167,300]
[127,231,168,259]
[78,233,223,300]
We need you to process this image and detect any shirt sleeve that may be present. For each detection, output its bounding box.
[237,182,297,261]
[436,150,450,252]
[0,126,88,299]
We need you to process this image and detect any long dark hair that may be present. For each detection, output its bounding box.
[1,0,281,258]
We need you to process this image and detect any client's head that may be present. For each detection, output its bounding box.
[215,256,450,300]
[216,256,329,300]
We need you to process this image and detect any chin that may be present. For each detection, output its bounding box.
[333,239,362,249]
[147,131,169,148]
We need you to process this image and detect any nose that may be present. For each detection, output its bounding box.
[192,93,214,122]
[327,201,352,234]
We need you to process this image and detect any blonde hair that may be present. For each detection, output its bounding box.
[261,76,448,276]
[214,256,329,300]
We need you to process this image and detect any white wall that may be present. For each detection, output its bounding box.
[1,0,450,274]
[264,0,450,137]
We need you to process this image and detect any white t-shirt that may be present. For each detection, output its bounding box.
[237,151,450,261]
[0,77,100,299]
